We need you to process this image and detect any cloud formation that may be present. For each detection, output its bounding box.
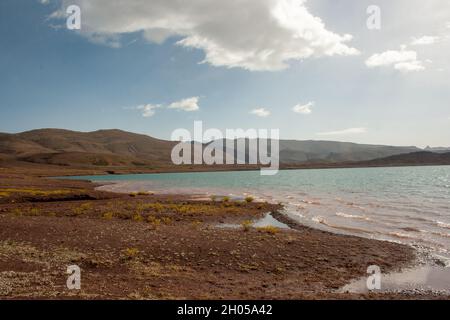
[168,97,200,112]
[53,0,359,71]
[250,108,271,117]
[133,97,200,117]
[136,104,160,117]
[365,48,425,72]
[411,35,440,46]
[317,127,367,136]
[292,101,313,114]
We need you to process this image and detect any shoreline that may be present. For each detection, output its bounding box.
[90,177,450,296]
[53,163,450,178]
[0,170,448,299]
[2,157,450,179]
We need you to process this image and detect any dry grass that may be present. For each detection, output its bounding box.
[147,215,161,227]
[137,191,152,196]
[102,212,114,220]
[123,248,140,260]
[241,220,253,232]
[245,196,254,203]
[256,226,279,234]
[0,188,74,197]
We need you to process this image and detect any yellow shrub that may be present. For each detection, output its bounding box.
[245,196,254,203]
[147,215,161,226]
[241,220,253,232]
[124,247,139,259]
[161,217,172,225]
[103,212,114,220]
[256,226,279,235]
[28,208,41,216]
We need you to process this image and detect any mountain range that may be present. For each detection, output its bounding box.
[0,128,448,169]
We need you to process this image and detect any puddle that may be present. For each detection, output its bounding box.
[216,212,291,230]
[340,265,450,294]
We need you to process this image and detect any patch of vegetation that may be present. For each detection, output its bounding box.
[28,208,41,216]
[123,247,140,260]
[147,215,161,227]
[11,208,23,216]
[161,217,172,225]
[256,226,279,234]
[241,220,253,232]
[103,212,114,220]
[137,191,152,196]
[0,188,73,197]
[191,220,203,228]
[245,196,254,203]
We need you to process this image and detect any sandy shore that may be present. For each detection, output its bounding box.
[0,169,448,299]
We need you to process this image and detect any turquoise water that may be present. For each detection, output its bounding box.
[68,166,450,258]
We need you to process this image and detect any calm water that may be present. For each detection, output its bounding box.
[68,166,450,260]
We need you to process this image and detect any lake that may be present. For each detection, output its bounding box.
[67,165,450,261]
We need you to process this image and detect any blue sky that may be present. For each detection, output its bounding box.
[1,0,449,147]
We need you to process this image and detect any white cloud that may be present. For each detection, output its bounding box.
[168,97,200,112]
[136,104,161,117]
[250,108,271,117]
[411,35,440,45]
[365,49,425,72]
[52,0,359,71]
[39,0,50,4]
[292,101,314,114]
[132,96,199,117]
[394,60,426,72]
[317,127,367,136]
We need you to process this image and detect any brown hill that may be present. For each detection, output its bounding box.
[1,129,447,170]
[357,151,450,166]
[0,129,176,167]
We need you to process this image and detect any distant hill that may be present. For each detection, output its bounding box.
[424,146,450,153]
[278,140,419,163]
[0,129,176,167]
[0,128,438,169]
[356,151,450,167]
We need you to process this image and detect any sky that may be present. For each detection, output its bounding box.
[0,0,449,147]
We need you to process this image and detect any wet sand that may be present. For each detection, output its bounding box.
[0,169,448,299]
